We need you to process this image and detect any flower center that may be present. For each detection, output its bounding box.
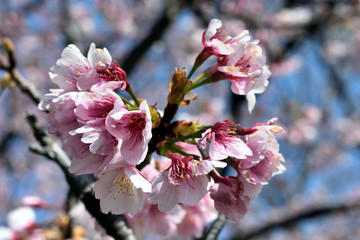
[89,96,115,119]
[169,156,194,185]
[109,171,135,199]
[128,113,146,131]
[98,62,128,90]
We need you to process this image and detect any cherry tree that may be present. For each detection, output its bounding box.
[1,1,360,240]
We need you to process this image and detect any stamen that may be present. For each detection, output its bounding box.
[109,171,135,200]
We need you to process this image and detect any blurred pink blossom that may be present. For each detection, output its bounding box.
[21,196,48,208]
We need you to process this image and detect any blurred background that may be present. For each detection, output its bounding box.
[1,0,360,239]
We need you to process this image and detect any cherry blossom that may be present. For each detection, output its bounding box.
[49,43,109,92]
[198,120,252,161]
[105,99,152,165]
[38,91,82,140]
[7,207,36,234]
[50,43,128,93]
[0,227,15,240]
[209,174,262,223]
[127,197,185,239]
[74,89,120,127]
[149,153,213,212]
[202,18,250,57]
[94,163,152,215]
[33,16,286,238]
[21,196,48,208]
[216,40,271,113]
[63,133,118,175]
[177,194,217,239]
[238,123,285,185]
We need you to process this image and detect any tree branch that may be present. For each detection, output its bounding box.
[199,214,227,240]
[231,201,360,240]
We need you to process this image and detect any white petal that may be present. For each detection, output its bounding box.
[197,160,214,175]
[211,160,227,168]
[246,92,256,114]
[125,167,152,192]
[69,125,97,135]
[212,39,234,55]
[82,131,100,144]
[87,43,112,66]
[94,170,118,198]
[205,19,222,41]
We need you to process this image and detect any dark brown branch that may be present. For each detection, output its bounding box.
[26,113,137,240]
[231,201,360,240]
[199,214,227,240]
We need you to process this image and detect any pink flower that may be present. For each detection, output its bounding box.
[175,141,201,156]
[125,162,185,239]
[216,40,271,113]
[198,120,252,161]
[69,125,116,156]
[209,175,262,223]
[38,91,82,140]
[49,43,111,92]
[238,123,285,185]
[203,19,250,57]
[126,198,185,239]
[177,194,217,239]
[63,133,118,175]
[74,90,120,127]
[93,163,152,215]
[21,196,48,208]
[89,61,128,92]
[149,153,213,212]
[105,99,152,165]
[287,105,321,145]
[50,43,127,92]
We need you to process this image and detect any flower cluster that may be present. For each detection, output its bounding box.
[39,43,152,214]
[192,18,271,113]
[39,18,284,239]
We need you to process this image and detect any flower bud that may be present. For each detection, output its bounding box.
[173,120,200,137]
[167,67,191,105]
[149,105,161,128]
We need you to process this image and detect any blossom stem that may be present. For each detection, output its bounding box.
[165,128,208,145]
[197,146,207,158]
[170,145,192,157]
[126,86,140,106]
[191,71,209,84]
[187,49,211,80]
[185,72,212,92]
[187,64,198,80]
[119,95,134,106]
